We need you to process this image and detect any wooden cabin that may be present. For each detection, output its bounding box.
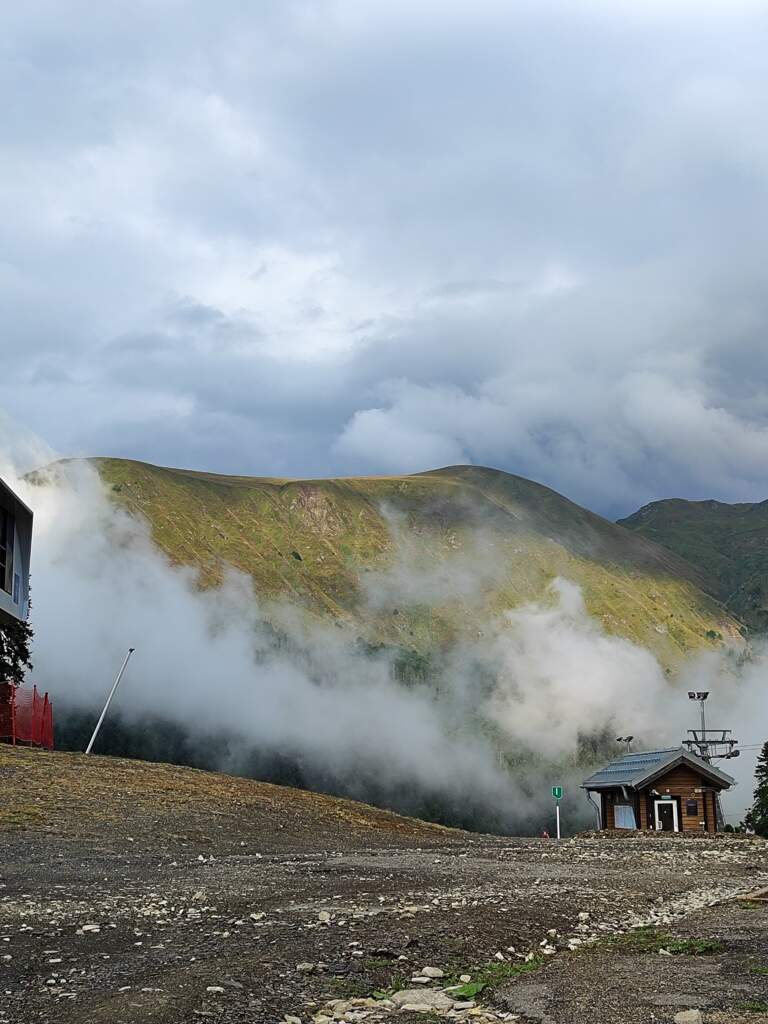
[582,747,735,833]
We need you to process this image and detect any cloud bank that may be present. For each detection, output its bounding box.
[2,2,768,515]
[2,449,764,831]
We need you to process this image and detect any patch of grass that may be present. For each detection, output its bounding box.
[371,975,409,999]
[665,937,724,956]
[0,803,46,830]
[371,958,544,1006]
[604,928,724,956]
[446,956,545,1000]
[363,956,398,971]
[738,1000,768,1013]
[740,900,765,911]
[324,976,373,998]
[749,965,768,976]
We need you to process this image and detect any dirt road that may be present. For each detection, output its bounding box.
[1,749,767,1024]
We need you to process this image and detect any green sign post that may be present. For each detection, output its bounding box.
[552,785,563,839]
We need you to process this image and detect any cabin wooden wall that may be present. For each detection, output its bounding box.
[599,766,722,833]
[644,765,715,833]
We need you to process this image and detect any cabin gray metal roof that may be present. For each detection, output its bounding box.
[581,747,735,791]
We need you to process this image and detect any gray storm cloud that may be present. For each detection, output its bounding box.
[2,447,765,830]
[2,3,768,516]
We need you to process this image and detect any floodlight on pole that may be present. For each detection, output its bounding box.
[85,648,135,755]
[688,690,709,741]
[616,735,634,753]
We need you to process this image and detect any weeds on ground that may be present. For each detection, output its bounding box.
[371,975,409,999]
[602,928,723,956]
[371,956,545,1004]
[0,804,45,830]
[750,965,768,976]
[324,976,374,999]
[364,957,399,971]
[738,1000,768,1013]
[445,956,545,1000]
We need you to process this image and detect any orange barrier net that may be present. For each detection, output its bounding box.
[0,682,54,749]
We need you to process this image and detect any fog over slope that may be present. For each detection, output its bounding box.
[89,456,739,666]
[2,438,766,832]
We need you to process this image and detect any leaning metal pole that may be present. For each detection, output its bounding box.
[85,648,135,754]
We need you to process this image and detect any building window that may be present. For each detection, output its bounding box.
[615,804,637,829]
[0,508,13,595]
[686,799,698,816]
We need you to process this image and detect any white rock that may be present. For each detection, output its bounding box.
[420,966,444,978]
[674,1012,703,1024]
[459,974,472,983]
[390,988,455,1011]
[206,985,225,993]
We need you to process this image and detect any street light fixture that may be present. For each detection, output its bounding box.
[688,691,709,751]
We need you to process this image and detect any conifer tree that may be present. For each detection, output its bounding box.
[745,740,768,837]
[0,617,33,684]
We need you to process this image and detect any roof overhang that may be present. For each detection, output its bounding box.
[582,747,735,792]
[0,477,33,519]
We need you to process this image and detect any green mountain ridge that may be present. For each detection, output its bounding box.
[619,497,768,630]
[83,458,741,666]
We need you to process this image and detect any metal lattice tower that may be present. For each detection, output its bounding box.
[683,691,740,763]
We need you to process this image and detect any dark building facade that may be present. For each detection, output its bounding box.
[0,477,33,625]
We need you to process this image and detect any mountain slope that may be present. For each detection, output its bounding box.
[619,497,768,630]
[0,746,450,850]
[89,459,740,663]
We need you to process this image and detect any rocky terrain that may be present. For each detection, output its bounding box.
[1,748,767,1023]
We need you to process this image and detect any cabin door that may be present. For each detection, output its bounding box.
[653,799,679,832]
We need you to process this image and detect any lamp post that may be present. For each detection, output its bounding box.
[85,648,135,755]
[616,735,634,754]
[687,691,709,758]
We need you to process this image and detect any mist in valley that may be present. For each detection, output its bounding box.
[3,440,766,835]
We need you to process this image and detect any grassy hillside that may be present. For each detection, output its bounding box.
[0,746,450,850]
[88,459,740,664]
[619,498,768,631]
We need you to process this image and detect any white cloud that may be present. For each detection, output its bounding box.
[3,1,768,514]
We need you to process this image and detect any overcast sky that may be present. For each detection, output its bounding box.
[3,0,768,517]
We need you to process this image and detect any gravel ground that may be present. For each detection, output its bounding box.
[1,749,767,1024]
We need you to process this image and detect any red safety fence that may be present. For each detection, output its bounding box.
[0,682,54,749]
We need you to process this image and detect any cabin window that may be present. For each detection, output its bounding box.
[614,803,637,829]
[0,508,13,594]
[686,799,699,816]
